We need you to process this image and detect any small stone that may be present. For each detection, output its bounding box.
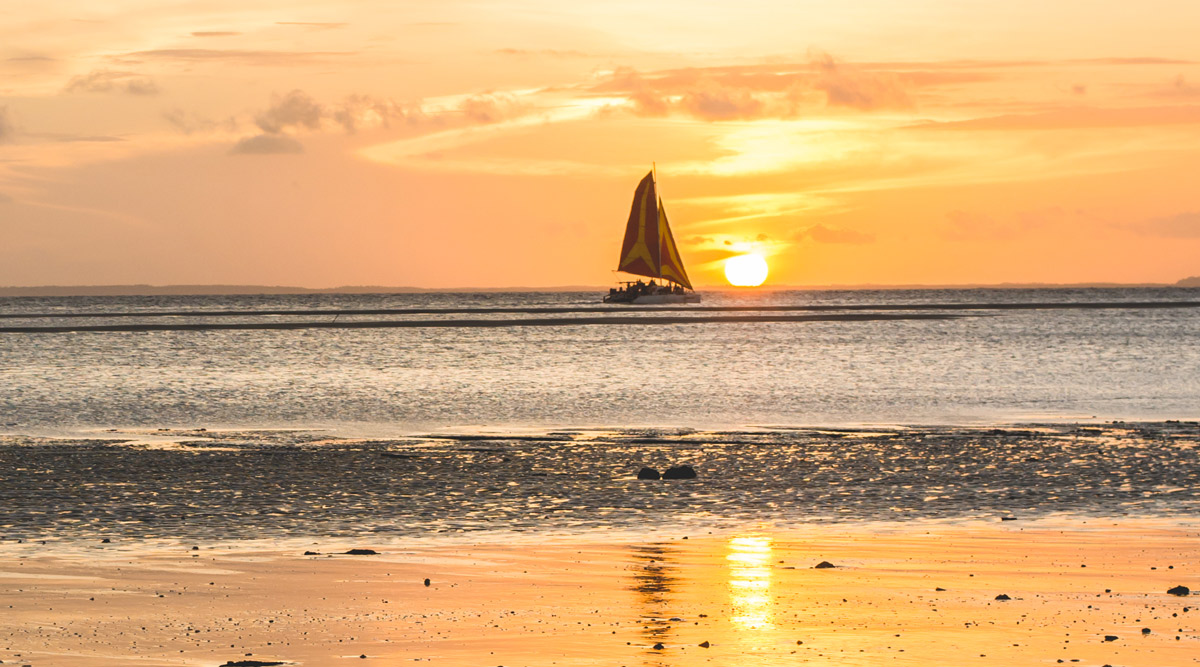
[345,549,378,555]
[652,642,664,650]
[1167,585,1190,596]
[636,467,661,480]
[100,538,111,544]
[814,561,836,569]
[662,465,697,480]
[995,594,1011,601]
[699,641,710,648]
[1103,635,1118,642]
[304,550,319,555]
[424,578,431,587]
[1142,628,1151,634]
[935,587,947,591]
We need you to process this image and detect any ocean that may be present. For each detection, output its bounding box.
[2,287,1199,542]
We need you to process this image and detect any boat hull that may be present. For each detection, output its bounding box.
[632,293,700,304]
[605,292,701,304]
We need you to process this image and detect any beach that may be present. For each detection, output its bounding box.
[1,522,1196,666]
[3,290,1200,665]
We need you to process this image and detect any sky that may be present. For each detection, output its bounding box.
[2,0,1200,288]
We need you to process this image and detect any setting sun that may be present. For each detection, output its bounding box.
[724,254,769,287]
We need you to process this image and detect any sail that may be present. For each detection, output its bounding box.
[616,171,660,280]
[656,200,692,289]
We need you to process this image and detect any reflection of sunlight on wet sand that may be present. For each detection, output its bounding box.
[727,535,774,631]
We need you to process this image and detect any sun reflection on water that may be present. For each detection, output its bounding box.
[727,535,774,630]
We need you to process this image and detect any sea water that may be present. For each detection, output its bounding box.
[3,287,1200,431]
[2,287,1199,541]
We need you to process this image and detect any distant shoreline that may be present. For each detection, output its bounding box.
[1,279,1197,297]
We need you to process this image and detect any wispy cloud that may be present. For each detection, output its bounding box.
[275,21,348,30]
[223,89,425,154]
[495,48,592,58]
[1149,75,1200,99]
[1132,211,1200,238]
[593,52,920,122]
[796,224,875,244]
[0,106,12,144]
[810,51,912,111]
[256,90,323,133]
[940,209,1069,241]
[458,93,527,123]
[115,49,354,66]
[191,31,241,38]
[229,134,303,155]
[65,70,159,95]
[7,55,55,63]
[911,105,1200,131]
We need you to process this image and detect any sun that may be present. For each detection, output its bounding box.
[724,254,769,287]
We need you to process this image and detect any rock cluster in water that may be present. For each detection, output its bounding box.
[636,465,697,480]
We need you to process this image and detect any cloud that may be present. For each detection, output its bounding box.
[809,51,912,110]
[65,70,159,95]
[229,134,304,155]
[1151,75,1200,99]
[7,55,55,64]
[1075,57,1194,66]
[912,105,1200,131]
[226,90,424,153]
[1133,211,1200,238]
[796,224,875,244]
[163,108,218,134]
[256,90,323,133]
[458,93,525,123]
[191,31,241,37]
[687,236,715,245]
[594,53,917,122]
[0,106,12,143]
[248,90,422,136]
[495,48,591,58]
[116,49,352,66]
[275,21,348,29]
[942,210,1013,241]
[331,94,423,133]
[680,83,765,121]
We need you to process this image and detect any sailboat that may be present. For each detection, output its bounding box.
[604,170,701,304]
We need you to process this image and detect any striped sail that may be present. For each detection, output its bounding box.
[656,201,692,289]
[617,172,661,280]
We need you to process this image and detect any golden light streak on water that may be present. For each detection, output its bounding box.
[726,535,774,631]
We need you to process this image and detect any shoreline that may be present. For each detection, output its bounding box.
[5,417,1200,441]
[2,519,1197,666]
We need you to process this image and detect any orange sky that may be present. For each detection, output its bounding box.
[2,0,1200,288]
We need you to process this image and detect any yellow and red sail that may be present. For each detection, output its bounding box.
[616,171,692,289]
[656,201,692,289]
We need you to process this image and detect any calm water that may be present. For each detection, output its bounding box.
[3,287,1200,432]
[3,287,1200,541]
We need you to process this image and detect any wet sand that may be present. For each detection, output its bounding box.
[1,521,1197,666]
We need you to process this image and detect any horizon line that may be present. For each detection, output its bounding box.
[1,278,1198,297]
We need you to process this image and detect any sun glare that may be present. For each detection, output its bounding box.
[724,254,768,287]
